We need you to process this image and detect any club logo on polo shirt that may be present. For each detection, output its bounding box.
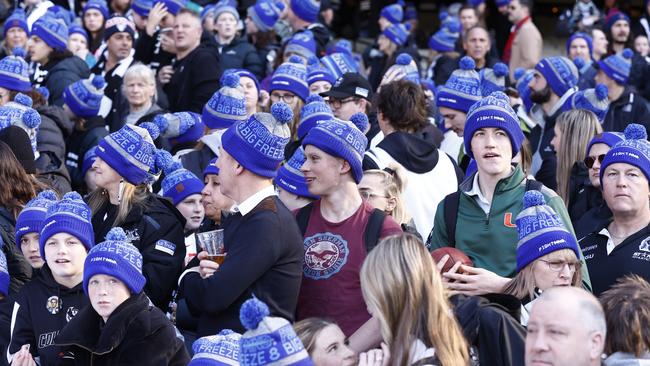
[639,237,650,252]
[303,232,349,280]
[632,236,650,262]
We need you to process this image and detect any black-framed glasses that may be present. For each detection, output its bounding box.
[538,260,581,272]
[584,154,606,169]
[326,97,357,109]
[270,92,296,104]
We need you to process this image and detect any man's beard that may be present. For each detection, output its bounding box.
[530,84,552,104]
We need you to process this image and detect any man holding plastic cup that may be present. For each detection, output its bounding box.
[179,103,304,335]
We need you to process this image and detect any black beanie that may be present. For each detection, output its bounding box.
[0,126,36,174]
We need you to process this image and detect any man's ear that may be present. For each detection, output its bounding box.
[588,331,605,361]
[340,158,352,175]
[234,161,245,176]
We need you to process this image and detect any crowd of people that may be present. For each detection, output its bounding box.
[0,0,647,364]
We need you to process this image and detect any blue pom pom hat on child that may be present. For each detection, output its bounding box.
[154,111,205,145]
[40,192,95,258]
[15,190,58,247]
[158,150,204,205]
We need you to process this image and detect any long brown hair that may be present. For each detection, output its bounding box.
[361,233,469,366]
[87,181,150,226]
[294,318,338,356]
[0,141,38,218]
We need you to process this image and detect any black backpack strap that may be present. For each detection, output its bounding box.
[364,209,386,253]
[443,191,461,247]
[295,202,314,237]
[525,179,543,192]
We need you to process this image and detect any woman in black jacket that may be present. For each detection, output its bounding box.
[55,227,190,366]
[87,123,186,311]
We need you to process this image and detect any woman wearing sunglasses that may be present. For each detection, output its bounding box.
[571,132,625,239]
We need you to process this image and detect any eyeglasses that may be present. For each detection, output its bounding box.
[270,92,296,104]
[326,97,357,109]
[584,154,606,169]
[538,260,581,272]
[359,190,389,200]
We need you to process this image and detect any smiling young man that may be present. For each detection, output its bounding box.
[427,92,585,294]
[579,124,650,296]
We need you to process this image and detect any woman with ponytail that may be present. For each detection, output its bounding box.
[360,233,470,366]
[88,122,186,310]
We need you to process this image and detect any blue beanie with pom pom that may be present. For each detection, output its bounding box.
[63,74,106,118]
[158,150,204,205]
[83,227,146,294]
[271,55,309,102]
[275,146,319,200]
[600,123,650,184]
[306,57,336,86]
[284,31,317,62]
[0,93,41,153]
[380,0,404,25]
[96,123,160,185]
[221,102,293,178]
[535,56,579,97]
[154,111,205,146]
[239,297,313,366]
[15,190,58,247]
[302,115,368,184]
[428,19,460,52]
[203,72,248,130]
[0,47,31,93]
[298,94,333,139]
[479,62,509,97]
[515,190,580,272]
[385,53,420,84]
[3,8,28,37]
[436,56,482,113]
[383,22,410,46]
[40,191,94,258]
[189,329,242,366]
[598,48,634,85]
[31,14,68,51]
[203,157,219,178]
[566,83,610,122]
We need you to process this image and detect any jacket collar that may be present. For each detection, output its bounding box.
[460,164,525,195]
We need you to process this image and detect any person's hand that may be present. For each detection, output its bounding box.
[158,65,174,85]
[442,265,511,296]
[160,32,176,54]
[358,343,390,366]
[258,90,270,110]
[146,2,169,36]
[197,251,219,279]
[13,345,36,366]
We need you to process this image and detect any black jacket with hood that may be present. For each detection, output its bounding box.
[36,105,74,194]
[91,194,186,310]
[7,266,88,366]
[213,36,264,80]
[601,86,650,134]
[55,292,190,366]
[34,56,90,107]
[65,116,108,193]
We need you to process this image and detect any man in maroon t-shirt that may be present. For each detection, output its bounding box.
[298,117,402,336]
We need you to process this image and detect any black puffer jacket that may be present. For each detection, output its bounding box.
[7,266,88,365]
[55,292,190,366]
[65,116,108,193]
[91,194,186,310]
[37,56,90,107]
[36,105,73,194]
[214,36,264,80]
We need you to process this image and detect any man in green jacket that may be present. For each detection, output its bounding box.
[427,91,591,294]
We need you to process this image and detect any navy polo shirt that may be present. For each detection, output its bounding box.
[579,223,650,296]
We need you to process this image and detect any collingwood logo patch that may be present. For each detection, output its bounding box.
[640,237,650,252]
[46,296,62,315]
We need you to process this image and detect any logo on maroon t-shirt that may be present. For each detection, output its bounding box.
[303,232,349,280]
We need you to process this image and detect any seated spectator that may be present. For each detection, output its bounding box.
[600,275,650,365]
[122,63,162,126]
[294,318,357,366]
[14,190,58,271]
[1,9,29,59]
[67,25,96,68]
[525,286,606,366]
[81,0,108,54]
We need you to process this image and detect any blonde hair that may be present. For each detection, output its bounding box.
[363,164,411,225]
[555,109,602,206]
[360,233,469,366]
[122,62,157,103]
[294,318,338,356]
[88,182,150,226]
[502,248,583,300]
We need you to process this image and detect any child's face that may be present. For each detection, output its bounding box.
[88,274,131,322]
[20,232,44,269]
[44,233,87,286]
[635,36,650,57]
[67,33,88,54]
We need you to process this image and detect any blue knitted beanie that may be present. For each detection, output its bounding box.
[46,5,74,26]
[203,157,219,178]
[83,0,109,19]
[104,14,135,41]
[535,56,579,97]
[428,20,460,52]
[3,8,28,37]
[221,102,293,178]
[155,111,205,145]
[0,93,41,153]
[40,192,94,258]
[464,91,524,160]
[600,124,650,184]
[247,0,284,32]
[566,32,593,58]
[380,0,404,24]
[64,74,106,118]
[298,94,332,139]
[31,14,68,51]
[320,52,358,79]
[83,227,146,294]
[586,132,624,156]
[159,150,204,205]
[0,48,31,93]
[480,62,509,97]
[436,56,482,113]
[383,22,410,46]
[158,0,187,15]
[189,329,242,366]
[15,190,58,247]
[132,0,154,17]
[514,67,535,113]
[203,72,247,130]
[82,145,98,176]
[239,297,313,366]
[515,190,580,272]
[605,11,630,32]
[213,0,240,22]
[302,117,367,183]
[385,53,420,84]
[96,123,160,185]
[275,147,318,199]
[233,69,260,94]
[567,83,610,122]
[289,0,319,23]
[270,55,308,102]
[69,24,89,42]
[284,31,317,61]
[598,48,633,85]
[306,57,336,86]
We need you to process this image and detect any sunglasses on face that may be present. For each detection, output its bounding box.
[584,154,606,169]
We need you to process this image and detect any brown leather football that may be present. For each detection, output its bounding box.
[431,247,474,273]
